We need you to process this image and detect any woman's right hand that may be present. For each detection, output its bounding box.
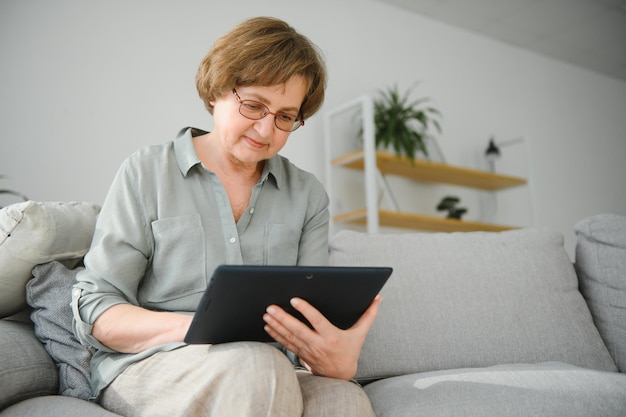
[263,294,382,380]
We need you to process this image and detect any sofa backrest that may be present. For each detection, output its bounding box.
[329,228,618,383]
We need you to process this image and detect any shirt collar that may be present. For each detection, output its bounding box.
[174,127,282,189]
[174,127,205,176]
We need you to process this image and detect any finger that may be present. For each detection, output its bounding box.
[263,319,295,349]
[289,297,333,334]
[264,315,313,357]
[264,304,314,335]
[263,305,312,350]
[299,358,312,373]
[351,294,383,333]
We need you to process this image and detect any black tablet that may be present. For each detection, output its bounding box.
[184,265,392,344]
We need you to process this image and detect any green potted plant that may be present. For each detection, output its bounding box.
[362,83,442,163]
[436,196,467,220]
[0,175,28,208]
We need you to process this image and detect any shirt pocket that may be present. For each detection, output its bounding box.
[142,214,206,306]
[265,223,301,265]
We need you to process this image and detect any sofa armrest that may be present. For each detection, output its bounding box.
[0,319,58,410]
[575,213,626,373]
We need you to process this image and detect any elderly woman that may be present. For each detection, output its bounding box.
[72,16,380,417]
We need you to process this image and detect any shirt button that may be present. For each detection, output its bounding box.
[249,207,255,214]
[229,237,237,244]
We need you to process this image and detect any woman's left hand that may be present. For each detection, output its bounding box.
[263,294,382,380]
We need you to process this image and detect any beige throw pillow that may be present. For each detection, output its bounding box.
[0,201,100,317]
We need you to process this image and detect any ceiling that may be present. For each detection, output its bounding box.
[375,0,626,82]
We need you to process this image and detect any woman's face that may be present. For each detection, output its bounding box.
[210,76,307,166]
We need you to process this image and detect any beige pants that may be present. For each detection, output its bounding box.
[99,342,375,417]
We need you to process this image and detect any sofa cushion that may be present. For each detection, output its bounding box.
[0,201,100,318]
[0,395,122,417]
[329,229,617,382]
[0,320,58,410]
[363,362,626,417]
[575,213,626,372]
[26,261,93,400]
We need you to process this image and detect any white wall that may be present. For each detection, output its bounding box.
[2,0,625,258]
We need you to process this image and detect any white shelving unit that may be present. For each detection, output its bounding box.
[324,95,533,234]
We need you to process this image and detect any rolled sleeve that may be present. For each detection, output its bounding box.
[71,286,118,352]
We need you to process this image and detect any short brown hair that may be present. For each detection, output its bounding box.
[195,17,326,121]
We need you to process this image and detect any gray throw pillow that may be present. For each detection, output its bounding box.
[575,213,626,372]
[26,261,93,400]
[329,228,617,382]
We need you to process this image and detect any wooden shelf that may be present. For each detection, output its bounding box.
[332,150,526,191]
[334,209,518,233]
[325,97,530,234]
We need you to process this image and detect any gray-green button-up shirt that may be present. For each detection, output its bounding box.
[72,127,330,397]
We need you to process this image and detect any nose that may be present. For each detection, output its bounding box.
[254,114,276,137]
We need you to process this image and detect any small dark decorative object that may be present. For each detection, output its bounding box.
[437,196,467,220]
[484,137,501,172]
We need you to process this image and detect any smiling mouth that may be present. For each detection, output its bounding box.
[245,136,269,149]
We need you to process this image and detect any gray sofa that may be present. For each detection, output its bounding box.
[1,201,625,416]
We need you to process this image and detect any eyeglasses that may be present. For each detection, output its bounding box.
[232,89,304,132]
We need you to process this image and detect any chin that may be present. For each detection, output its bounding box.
[232,151,271,166]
